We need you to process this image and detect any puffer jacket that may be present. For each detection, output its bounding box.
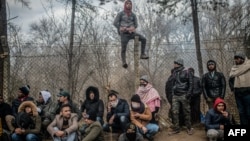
[81,86,104,118]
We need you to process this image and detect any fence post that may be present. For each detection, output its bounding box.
[134,36,140,94]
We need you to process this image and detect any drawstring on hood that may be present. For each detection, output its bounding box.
[124,0,132,16]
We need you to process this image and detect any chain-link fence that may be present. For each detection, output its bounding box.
[7,41,245,123]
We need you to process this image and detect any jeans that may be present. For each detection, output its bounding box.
[138,123,159,138]
[234,92,250,125]
[52,127,77,141]
[11,133,39,141]
[103,115,129,133]
[96,116,104,126]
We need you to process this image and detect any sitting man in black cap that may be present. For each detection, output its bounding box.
[103,90,130,133]
[80,111,104,141]
[118,122,144,141]
[6,85,34,133]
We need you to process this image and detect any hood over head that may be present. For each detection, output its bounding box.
[86,86,99,102]
[40,90,51,104]
[207,60,217,71]
[18,101,38,116]
[213,97,226,110]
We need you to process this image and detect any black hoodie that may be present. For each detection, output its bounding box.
[81,86,104,118]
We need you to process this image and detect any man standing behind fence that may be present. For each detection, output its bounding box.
[169,58,194,135]
[113,0,148,69]
[229,53,250,126]
[201,60,226,109]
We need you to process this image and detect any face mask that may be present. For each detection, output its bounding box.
[111,99,118,108]
[131,102,140,109]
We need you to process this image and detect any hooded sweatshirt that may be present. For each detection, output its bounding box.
[205,98,232,131]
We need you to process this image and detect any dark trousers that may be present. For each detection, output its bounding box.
[120,32,146,63]
[190,96,201,125]
[234,90,250,125]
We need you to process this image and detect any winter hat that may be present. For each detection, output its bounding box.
[40,91,51,104]
[19,85,30,95]
[140,75,149,83]
[207,60,216,66]
[234,52,246,60]
[131,94,141,103]
[84,111,97,121]
[174,58,184,66]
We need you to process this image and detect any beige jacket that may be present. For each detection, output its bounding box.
[229,58,250,88]
[47,113,78,136]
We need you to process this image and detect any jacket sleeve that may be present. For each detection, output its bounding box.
[187,70,194,95]
[201,75,208,100]
[133,13,138,28]
[97,100,104,117]
[138,107,152,121]
[220,73,226,98]
[65,115,78,135]
[205,110,220,130]
[24,115,41,134]
[47,116,58,136]
[113,12,122,29]
[116,100,130,118]
[130,111,143,128]
[82,124,102,141]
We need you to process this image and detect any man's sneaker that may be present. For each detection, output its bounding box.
[168,129,180,135]
[140,54,149,59]
[187,128,194,135]
[143,135,154,141]
[122,63,128,68]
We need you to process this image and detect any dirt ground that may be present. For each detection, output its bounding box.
[44,125,208,141]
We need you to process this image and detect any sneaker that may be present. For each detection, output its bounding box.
[122,63,128,68]
[143,135,154,141]
[140,54,149,59]
[187,128,194,135]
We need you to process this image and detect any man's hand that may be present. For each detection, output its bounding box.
[108,115,115,125]
[119,27,127,32]
[141,126,148,134]
[55,130,65,137]
[14,128,23,134]
[127,26,135,33]
[219,124,224,130]
[221,111,228,118]
[134,113,140,118]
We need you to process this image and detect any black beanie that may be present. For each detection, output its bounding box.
[86,111,97,121]
[131,94,141,103]
[19,85,30,95]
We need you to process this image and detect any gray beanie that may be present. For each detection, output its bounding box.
[140,75,149,82]
[174,58,184,66]
[234,52,246,60]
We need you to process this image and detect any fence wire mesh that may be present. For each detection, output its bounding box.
[7,41,244,123]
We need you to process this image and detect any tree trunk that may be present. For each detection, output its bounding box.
[191,0,203,77]
[0,0,9,102]
[68,0,76,96]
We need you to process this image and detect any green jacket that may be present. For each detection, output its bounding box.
[82,121,104,141]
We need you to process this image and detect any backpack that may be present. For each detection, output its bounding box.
[15,112,35,129]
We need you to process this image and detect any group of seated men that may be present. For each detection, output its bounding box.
[0,85,159,141]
